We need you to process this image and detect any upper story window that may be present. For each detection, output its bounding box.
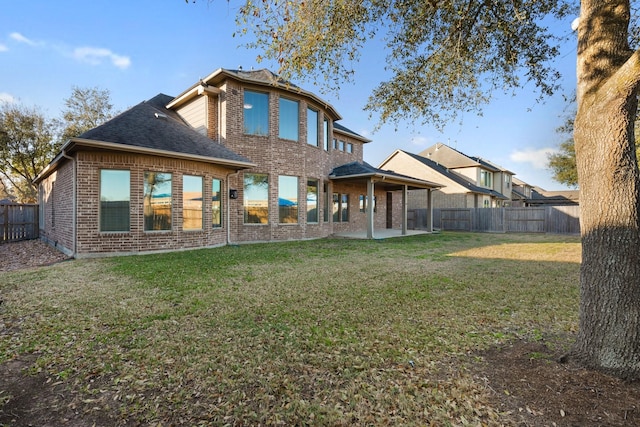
[307,107,319,147]
[347,143,353,154]
[480,170,493,188]
[244,90,269,136]
[323,119,329,151]
[504,174,511,188]
[279,97,299,141]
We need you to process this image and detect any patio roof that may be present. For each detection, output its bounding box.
[329,161,442,191]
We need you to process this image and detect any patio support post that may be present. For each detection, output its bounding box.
[367,178,375,239]
[427,188,434,232]
[402,184,408,235]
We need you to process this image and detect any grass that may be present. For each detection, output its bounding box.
[0,232,581,425]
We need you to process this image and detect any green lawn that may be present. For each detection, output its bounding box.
[0,232,581,425]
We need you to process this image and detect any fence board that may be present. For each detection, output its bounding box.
[422,206,580,234]
[1,204,39,243]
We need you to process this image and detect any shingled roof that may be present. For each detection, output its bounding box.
[399,150,509,199]
[330,161,441,190]
[35,94,253,184]
[76,94,253,166]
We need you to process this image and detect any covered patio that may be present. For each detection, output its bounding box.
[329,162,442,239]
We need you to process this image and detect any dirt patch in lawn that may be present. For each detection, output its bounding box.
[0,240,70,272]
[1,340,639,426]
[476,339,640,426]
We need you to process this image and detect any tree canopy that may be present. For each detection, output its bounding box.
[236,0,574,127]
[0,102,57,202]
[0,87,116,202]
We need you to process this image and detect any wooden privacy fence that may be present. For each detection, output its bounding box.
[0,203,39,243]
[409,206,580,234]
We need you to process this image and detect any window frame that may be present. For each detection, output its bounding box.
[278,175,299,224]
[307,179,319,223]
[212,178,223,228]
[183,175,203,231]
[143,171,173,232]
[243,90,269,136]
[279,97,299,141]
[307,107,319,147]
[243,173,269,224]
[99,169,130,232]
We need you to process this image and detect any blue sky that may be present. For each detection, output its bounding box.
[1,0,578,190]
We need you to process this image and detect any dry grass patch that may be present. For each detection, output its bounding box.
[0,232,581,425]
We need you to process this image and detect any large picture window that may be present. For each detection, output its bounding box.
[183,175,203,230]
[212,178,222,228]
[307,108,319,146]
[244,90,269,136]
[100,169,130,232]
[279,98,299,141]
[244,173,269,224]
[307,179,318,223]
[144,172,172,231]
[278,175,298,223]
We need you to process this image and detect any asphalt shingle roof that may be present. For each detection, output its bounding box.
[330,161,441,188]
[78,94,252,166]
[400,150,509,199]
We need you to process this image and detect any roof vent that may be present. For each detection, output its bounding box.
[154,113,168,119]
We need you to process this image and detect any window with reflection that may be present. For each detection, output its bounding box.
[307,179,318,223]
[323,119,329,151]
[244,173,269,224]
[100,170,130,232]
[244,90,269,136]
[183,175,203,230]
[278,175,298,223]
[279,98,299,141]
[307,108,319,146]
[144,172,172,231]
[212,178,222,228]
[332,193,349,222]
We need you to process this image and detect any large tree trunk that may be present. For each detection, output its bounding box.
[571,0,640,379]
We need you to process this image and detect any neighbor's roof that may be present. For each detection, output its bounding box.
[398,150,509,199]
[329,161,442,190]
[35,94,254,183]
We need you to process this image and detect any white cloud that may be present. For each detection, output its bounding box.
[510,147,558,169]
[10,32,37,46]
[0,43,7,52]
[410,135,430,146]
[72,46,131,70]
[0,92,15,103]
[7,32,131,70]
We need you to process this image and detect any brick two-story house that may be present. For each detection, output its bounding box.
[35,68,439,257]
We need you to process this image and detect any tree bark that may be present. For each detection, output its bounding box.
[571,0,640,379]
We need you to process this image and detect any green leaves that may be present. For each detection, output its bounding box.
[234,0,575,127]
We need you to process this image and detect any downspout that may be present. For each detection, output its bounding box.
[226,170,239,245]
[61,149,77,256]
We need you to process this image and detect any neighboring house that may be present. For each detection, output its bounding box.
[511,177,534,207]
[35,68,439,258]
[512,177,580,206]
[380,147,510,209]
